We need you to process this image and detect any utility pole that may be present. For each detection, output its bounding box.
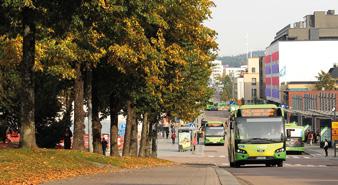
[231,72,235,100]
[333,106,336,157]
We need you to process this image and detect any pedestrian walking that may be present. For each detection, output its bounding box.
[193,134,197,151]
[166,128,169,139]
[308,131,313,145]
[101,137,108,156]
[171,132,176,144]
[64,127,72,149]
[324,139,329,157]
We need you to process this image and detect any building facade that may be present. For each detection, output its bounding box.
[265,41,338,103]
[273,10,338,44]
[210,60,223,86]
[237,77,244,100]
[244,58,260,103]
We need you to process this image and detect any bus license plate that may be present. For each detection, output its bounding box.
[256,157,266,160]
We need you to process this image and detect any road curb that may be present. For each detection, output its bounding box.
[215,167,241,185]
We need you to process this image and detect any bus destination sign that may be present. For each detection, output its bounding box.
[241,108,276,117]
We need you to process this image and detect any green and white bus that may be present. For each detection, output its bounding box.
[285,122,304,154]
[204,121,225,145]
[228,104,286,167]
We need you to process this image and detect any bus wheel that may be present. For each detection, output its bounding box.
[277,162,283,167]
[230,162,235,167]
[265,163,272,167]
[234,162,241,168]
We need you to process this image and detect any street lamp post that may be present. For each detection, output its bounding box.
[332,107,336,157]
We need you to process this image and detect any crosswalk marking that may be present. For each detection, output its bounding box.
[205,155,227,158]
[286,155,313,159]
[285,163,327,168]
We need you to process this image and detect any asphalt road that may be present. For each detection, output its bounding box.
[45,110,338,185]
[202,110,338,185]
[227,154,338,185]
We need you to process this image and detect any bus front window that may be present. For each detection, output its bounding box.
[205,127,224,136]
[235,117,284,143]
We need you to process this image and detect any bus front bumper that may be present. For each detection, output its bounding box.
[235,152,286,164]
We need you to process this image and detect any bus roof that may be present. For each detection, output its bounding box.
[285,122,303,128]
[207,121,223,124]
[239,104,278,109]
[206,121,223,127]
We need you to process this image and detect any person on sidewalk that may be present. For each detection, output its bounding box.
[64,127,72,149]
[324,139,329,157]
[308,131,313,146]
[193,133,197,151]
[101,137,108,156]
[197,130,201,144]
[171,132,176,144]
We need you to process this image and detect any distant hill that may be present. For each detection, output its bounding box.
[217,50,265,67]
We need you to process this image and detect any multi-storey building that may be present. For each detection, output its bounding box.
[264,10,338,136]
[224,65,247,100]
[272,10,338,44]
[210,60,223,86]
[243,58,260,103]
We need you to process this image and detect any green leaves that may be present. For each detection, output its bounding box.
[315,70,335,90]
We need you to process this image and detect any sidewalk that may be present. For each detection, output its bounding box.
[44,138,240,185]
[44,165,238,185]
[304,143,338,159]
[158,138,205,157]
[157,138,240,185]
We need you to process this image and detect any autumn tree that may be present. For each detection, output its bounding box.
[315,70,335,90]
[220,75,234,101]
[0,0,81,148]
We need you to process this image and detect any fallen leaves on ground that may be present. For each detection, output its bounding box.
[0,149,173,185]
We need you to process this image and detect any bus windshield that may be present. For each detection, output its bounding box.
[205,127,224,136]
[235,117,284,143]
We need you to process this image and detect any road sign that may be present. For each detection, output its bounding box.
[332,122,338,141]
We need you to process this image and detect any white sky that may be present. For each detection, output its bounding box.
[204,0,338,56]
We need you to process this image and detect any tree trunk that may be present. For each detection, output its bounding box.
[139,112,149,157]
[86,70,93,152]
[110,95,120,157]
[92,69,102,154]
[145,120,152,157]
[72,62,85,150]
[61,88,73,128]
[122,100,133,156]
[151,122,158,157]
[20,7,37,149]
[129,110,138,156]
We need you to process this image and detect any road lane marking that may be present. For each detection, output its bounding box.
[285,163,327,168]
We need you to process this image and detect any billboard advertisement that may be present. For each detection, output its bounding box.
[265,41,338,103]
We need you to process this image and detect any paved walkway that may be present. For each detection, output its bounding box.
[44,166,224,185]
[44,138,240,185]
[304,143,338,159]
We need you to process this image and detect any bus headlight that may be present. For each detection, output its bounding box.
[275,148,285,153]
[236,149,247,154]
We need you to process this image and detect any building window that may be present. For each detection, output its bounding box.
[252,78,256,85]
[252,89,257,99]
[252,67,256,73]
